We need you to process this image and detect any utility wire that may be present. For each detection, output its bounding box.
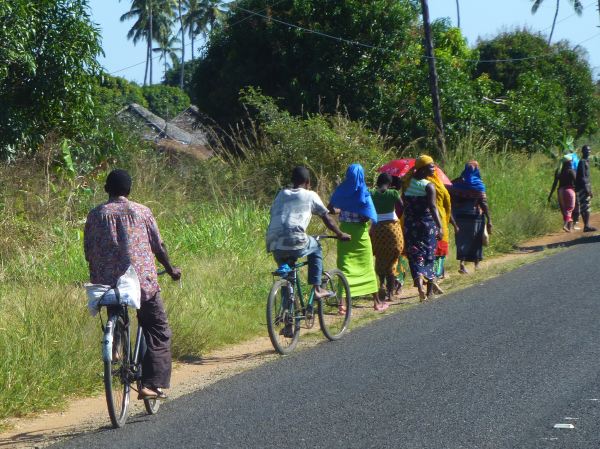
[109,0,286,76]
[110,0,600,76]
[235,4,600,64]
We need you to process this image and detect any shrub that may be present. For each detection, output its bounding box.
[141,85,191,119]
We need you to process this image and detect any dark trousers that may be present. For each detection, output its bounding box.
[137,292,172,388]
[572,196,581,223]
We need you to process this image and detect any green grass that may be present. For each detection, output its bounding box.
[0,134,598,424]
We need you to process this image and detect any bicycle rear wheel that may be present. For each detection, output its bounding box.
[103,315,131,428]
[318,269,351,341]
[267,279,300,355]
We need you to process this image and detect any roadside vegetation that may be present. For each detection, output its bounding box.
[1,0,599,425]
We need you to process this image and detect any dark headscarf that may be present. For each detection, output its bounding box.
[452,161,486,193]
[330,164,378,223]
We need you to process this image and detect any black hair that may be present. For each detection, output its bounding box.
[582,145,591,154]
[291,166,310,186]
[376,173,393,188]
[105,169,132,197]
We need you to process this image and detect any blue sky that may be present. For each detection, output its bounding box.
[89,0,600,84]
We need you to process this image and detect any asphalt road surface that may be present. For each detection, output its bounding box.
[52,239,600,449]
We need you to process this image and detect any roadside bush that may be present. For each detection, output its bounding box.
[141,85,191,119]
[222,90,392,195]
[94,75,149,113]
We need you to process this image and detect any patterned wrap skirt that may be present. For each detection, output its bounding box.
[403,196,437,283]
[371,220,404,277]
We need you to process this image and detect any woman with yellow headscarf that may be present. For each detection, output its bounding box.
[427,171,458,280]
[402,155,444,301]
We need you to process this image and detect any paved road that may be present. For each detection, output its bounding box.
[52,239,600,449]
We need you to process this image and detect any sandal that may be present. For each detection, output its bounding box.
[314,289,335,300]
[138,387,158,400]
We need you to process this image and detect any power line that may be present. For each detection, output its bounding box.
[109,0,287,76]
[110,0,600,76]
[235,5,600,64]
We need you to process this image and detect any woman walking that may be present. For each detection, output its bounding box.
[402,155,443,301]
[449,161,492,274]
[370,173,404,301]
[427,170,458,280]
[329,164,387,311]
[548,155,577,232]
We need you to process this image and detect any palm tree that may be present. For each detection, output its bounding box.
[120,0,176,85]
[456,0,461,28]
[201,0,228,33]
[183,0,204,60]
[177,0,185,89]
[531,0,583,44]
[153,30,181,78]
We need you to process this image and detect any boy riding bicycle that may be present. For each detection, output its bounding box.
[266,166,351,306]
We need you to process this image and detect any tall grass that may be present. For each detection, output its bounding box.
[0,130,597,423]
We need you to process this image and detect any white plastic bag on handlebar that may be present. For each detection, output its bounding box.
[85,265,141,316]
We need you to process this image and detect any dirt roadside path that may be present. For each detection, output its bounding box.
[1,215,599,449]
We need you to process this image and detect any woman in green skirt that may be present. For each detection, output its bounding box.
[329,164,387,311]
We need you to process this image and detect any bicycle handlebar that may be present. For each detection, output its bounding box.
[313,235,339,241]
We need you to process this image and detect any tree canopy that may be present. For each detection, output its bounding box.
[0,0,102,158]
[190,1,599,151]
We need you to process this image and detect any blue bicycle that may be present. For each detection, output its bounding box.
[266,235,352,355]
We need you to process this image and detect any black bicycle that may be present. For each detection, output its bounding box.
[267,235,352,355]
[101,296,159,428]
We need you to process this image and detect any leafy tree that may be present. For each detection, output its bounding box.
[192,0,422,138]
[141,85,191,118]
[530,0,583,44]
[476,29,599,142]
[0,0,102,158]
[163,58,201,97]
[94,75,149,113]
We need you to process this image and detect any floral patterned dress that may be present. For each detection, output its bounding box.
[403,180,437,283]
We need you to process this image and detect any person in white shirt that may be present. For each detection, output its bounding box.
[266,166,350,298]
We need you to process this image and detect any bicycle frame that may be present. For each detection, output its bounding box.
[280,261,316,319]
[102,305,145,383]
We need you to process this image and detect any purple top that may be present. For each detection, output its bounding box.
[84,197,163,302]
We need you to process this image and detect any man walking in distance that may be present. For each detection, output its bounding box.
[575,145,597,232]
[84,169,181,399]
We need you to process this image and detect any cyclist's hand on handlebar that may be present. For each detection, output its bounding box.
[168,267,182,281]
[338,232,351,241]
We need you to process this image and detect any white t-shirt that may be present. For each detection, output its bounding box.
[266,188,329,252]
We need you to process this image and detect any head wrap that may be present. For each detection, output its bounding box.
[403,154,435,190]
[562,154,573,162]
[415,155,434,170]
[330,164,378,223]
[452,161,486,193]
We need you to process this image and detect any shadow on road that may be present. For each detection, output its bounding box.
[515,234,600,253]
[179,349,273,365]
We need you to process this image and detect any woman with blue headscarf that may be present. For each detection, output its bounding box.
[449,161,493,274]
[329,164,386,311]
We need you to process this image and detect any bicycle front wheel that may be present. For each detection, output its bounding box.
[136,332,161,415]
[103,315,131,428]
[318,269,351,341]
[267,279,300,355]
